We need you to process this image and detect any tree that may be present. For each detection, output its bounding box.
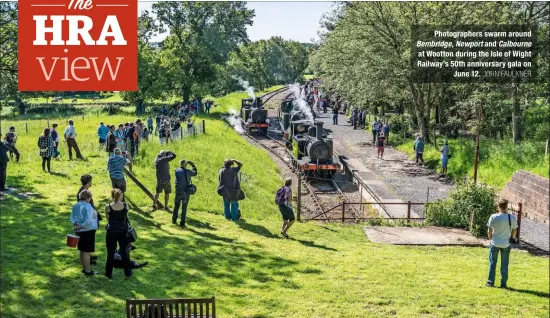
[120,12,167,114]
[152,1,254,103]
[0,2,19,111]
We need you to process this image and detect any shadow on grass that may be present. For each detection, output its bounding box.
[0,185,299,317]
[288,237,338,251]
[505,287,550,299]
[50,171,70,178]
[236,219,280,239]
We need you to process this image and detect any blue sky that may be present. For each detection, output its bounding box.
[138,1,334,43]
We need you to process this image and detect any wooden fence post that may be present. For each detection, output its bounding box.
[26,122,28,134]
[297,173,301,222]
[407,201,411,223]
[546,139,548,157]
[341,202,346,223]
[202,120,206,135]
[517,202,522,241]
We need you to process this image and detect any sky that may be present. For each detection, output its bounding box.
[137,1,334,43]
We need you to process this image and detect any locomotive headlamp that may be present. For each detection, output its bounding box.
[265,119,271,124]
[297,124,306,132]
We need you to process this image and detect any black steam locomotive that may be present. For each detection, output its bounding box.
[290,121,341,178]
[279,98,314,141]
[241,97,269,135]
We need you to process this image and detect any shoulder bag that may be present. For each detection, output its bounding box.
[184,169,197,195]
[508,214,517,245]
[127,217,138,243]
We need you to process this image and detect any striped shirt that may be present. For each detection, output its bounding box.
[108,155,128,179]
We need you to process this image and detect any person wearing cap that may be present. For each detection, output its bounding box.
[108,148,130,195]
[152,150,177,210]
[97,122,109,148]
[440,140,450,176]
[64,119,84,160]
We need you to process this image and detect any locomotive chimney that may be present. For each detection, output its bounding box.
[315,121,323,140]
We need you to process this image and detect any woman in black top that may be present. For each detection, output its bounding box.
[104,189,132,279]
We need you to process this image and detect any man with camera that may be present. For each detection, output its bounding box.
[486,199,518,288]
[108,148,130,196]
[152,150,177,211]
[172,159,197,228]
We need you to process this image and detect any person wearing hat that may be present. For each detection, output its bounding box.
[4,127,19,162]
[440,140,450,176]
[0,133,10,191]
[218,158,243,221]
[152,150,177,210]
[64,119,84,160]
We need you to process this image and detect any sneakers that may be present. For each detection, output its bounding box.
[500,284,507,289]
[84,270,99,276]
[281,232,289,239]
[486,282,494,287]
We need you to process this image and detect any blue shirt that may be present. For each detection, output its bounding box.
[70,201,98,232]
[175,167,197,193]
[383,125,390,134]
[97,125,109,140]
[108,155,128,179]
[414,140,425,153]
[487,212,518,248]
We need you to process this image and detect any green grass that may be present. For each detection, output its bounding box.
[208,86,284,114]
[397,138,550,188]
[1,93,548,316]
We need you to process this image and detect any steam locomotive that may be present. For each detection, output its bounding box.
[241,97,269,135]
[290,121,341,179]
[279,98,314,141]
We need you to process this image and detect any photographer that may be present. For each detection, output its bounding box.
[486,199,518,288]
[107,148,130,197]
[218,159,243,221]
[152,150,177,211]
[172,159,197,228]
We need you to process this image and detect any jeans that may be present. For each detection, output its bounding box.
[333,114,338,125]
[173,192,190,226]
[41,156,51,171]
[105,230,132,277]
[8,145,19,162]
[66,138,83,160]
[487,244,511,286]
[223,199,239,220]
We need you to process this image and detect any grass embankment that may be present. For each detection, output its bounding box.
[207,85,284,114]
[1,89,549,316]
[396,138,549,188]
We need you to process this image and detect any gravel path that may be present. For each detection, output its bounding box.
[317,112,453,216]
[517,218,549,253]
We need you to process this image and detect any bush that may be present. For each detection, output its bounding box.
[426,182,496,237]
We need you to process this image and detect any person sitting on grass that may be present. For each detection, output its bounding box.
[152,150,177,211]
[108,148,130,197]
[70,189,99,276]
[486,199,518,288]
[113,244,148,270]
[37,128,54,173]
[104,189,132,280]
[276,178,295,238]
[172,159,197,228]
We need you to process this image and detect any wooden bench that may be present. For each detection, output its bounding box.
[126,297,215,318]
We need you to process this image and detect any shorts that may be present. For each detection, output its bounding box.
[156,180,172,194]
[441,157,448,168]
[99,138,106,144]
[111,178,127,193]
[77,230,96,253]
[278,204,295,221]
[377,146,384,152]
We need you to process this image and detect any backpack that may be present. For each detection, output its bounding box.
[275,186,287,205]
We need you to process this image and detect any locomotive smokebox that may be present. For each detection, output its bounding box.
[315,121,324,140]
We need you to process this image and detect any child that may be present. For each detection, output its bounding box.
[377,132,386,159]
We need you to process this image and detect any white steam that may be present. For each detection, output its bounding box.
[289,83,314,122]
[233,76,256,100]
[225,108,245,134]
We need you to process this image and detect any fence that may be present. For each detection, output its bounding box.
[506,201,523,241]
[304,201,427,223]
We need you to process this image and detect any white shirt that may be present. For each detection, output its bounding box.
[64,125,76,139]
[487,212,518,248]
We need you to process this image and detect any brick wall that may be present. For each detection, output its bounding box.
[501,170,549,222]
